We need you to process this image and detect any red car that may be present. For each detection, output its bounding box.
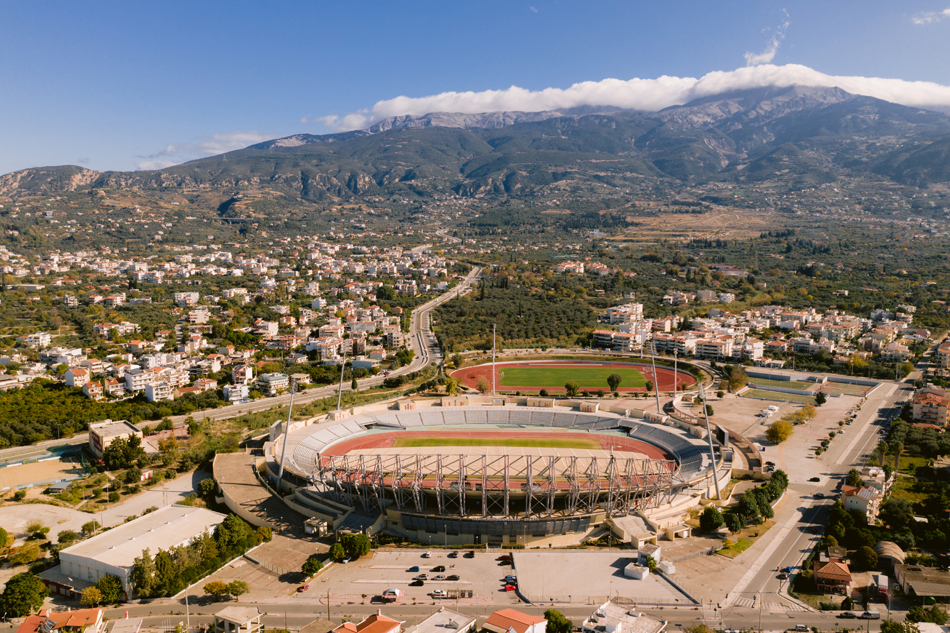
[505,584,516,592]
[298,584,309,592]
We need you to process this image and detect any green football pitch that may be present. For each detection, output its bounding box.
[498,366,647,389]
[392,437,603,450]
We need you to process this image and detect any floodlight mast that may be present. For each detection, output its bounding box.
[698,381,722,500]
[276,379,298,491]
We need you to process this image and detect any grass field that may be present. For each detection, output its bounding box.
[392,437,603,450]
[499,366,646,389]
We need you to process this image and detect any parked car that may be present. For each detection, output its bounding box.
[782,566,793,573]
[432,565,446,572]
[431,590,447,598]
[447,575,460,581]
[408,566,420,572]
[341,557,352,564]
[448,551,458,558]
[410,579,424,587]
[808,477,820,482]
[464,551,475,558]
[815,492,825,499]
[505,575,517,583]
[778,572,788,580]
[422,552,431,558]
[414,574,429,580]
[837,612,856,619]
[433,575,446,581]
[504,584,516,592]
[298,584,309,592]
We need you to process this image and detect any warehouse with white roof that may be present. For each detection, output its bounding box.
[56,504,227,596]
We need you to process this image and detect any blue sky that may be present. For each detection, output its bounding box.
[2,1,950,174]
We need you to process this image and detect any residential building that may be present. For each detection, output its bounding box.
[145,381,174,402]
[484,610,547,633]
[15,609,104,633]
[404,608,475,633]
[214,607,262,633]
[83,381,104,401]
[258,373,289,396]
[88,419,142,460]
[844,486,882,523]
[581,601,666,633]
[233,364,253,385]
[332,612,400,633]
[912,387,950,427]
[64,367,91,388]
[813,560,852,595]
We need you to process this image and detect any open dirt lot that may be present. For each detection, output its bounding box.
[0,456,84,489]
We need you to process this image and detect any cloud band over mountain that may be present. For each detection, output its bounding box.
[317,64,950,131]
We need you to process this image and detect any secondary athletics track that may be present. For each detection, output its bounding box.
[451,360,695,393]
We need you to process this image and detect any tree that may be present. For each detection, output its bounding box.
[25,519,47,536]
[80,586,103,606]
[0,573,48,616]
[341,533,371,559]
[699,506,724,533]
[9,542,40,565]
[256,526,272,542]
[445,377,459,395]
[57,529,79,545]
[109,491,120,503]
[815,392,827,406]
[476,375,490,394]
[645,380,654,393]
[766,420,794,443]
[852,546,879,572]
[606,373,622,392]
[727,366,748,391]
[841,596,854,611]
[725,513,743,533]
[204,581,228,600]
[880,498,914,528]
[564,381,579,398]
[705,404,714,416]
[738,490,761,523]
[302,556,323,577]
[96,573,124,603]
[0,526,8,549]
[351,377,358,391]
[226,580,249,600]
[329,542,346,561]
[198,477,217,497]
[544,609,573,633]
[645,557,657,572]
[880,620,919,633]
[130,548,156,598]
[216,514,253,551]
[846,469,864,487]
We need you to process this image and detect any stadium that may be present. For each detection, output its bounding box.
[264,395,730,547]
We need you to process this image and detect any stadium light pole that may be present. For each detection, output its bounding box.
[673,350,678,399]
[650,350,661,417]
[276,379,298,492]
[336,352,348,411]
[698,381,722,500]
[492,324,496,395]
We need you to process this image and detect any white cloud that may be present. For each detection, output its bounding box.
[135,131,272,170]
[912,8,950,24]
[314,63,950,132]
[745,12,790,67]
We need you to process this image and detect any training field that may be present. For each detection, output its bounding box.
[748,377,815,390]
[0,455,85,489]
[452,360,694,393]
[393,436,603,450]
[500,366,646,389]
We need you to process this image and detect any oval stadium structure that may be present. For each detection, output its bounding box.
[266,397,728,547]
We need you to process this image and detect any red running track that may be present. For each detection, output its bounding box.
[322,429,672,461]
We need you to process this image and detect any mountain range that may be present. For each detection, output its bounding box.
[3,85,950,201]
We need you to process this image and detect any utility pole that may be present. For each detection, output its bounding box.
[673,350,678,399]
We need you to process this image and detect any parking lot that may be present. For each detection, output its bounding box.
[297,549,524,606]
[513,551,691,606]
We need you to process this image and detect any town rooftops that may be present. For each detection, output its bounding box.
[484,609,546,633]
[214,607,262,625]
[404,608,475,633]
[332,612,401,633]
[16,608,103,633]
